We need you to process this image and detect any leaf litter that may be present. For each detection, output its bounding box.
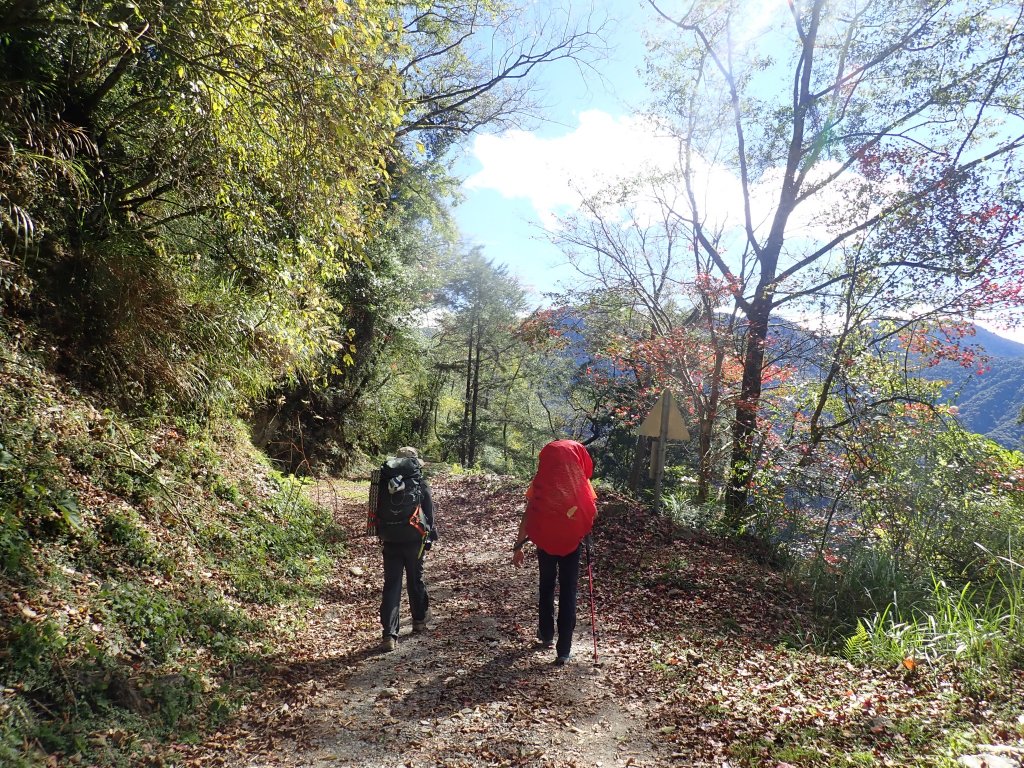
[171,473,1024,768]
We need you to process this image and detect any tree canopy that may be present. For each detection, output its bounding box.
[1,0,405,407]
[637,0,1024,516]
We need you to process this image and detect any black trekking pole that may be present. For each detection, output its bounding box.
[584,536,598,666]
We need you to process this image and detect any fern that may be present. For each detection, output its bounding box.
[843,620,871,661]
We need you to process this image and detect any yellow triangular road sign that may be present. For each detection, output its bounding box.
[637,390,690,440]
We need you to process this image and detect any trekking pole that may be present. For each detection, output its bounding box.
[585,537,598,666]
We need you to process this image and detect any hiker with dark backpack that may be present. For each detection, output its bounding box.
[511,440,597,665]
[371,446,438,652]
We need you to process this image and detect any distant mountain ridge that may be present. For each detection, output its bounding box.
[920,326,1024,449]
[556,311,1024,450]
[763,320,1024,450]
[950,325,1024,359]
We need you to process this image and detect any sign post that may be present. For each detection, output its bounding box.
[637,390,690,512]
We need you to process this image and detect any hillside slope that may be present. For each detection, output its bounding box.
[4,332,1023,767]
[769,322,1024,448]
[924,326,1024,448]
[0,339,345,767]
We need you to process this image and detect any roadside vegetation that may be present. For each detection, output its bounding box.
[0,340,342,766]
[2,0,1024,765]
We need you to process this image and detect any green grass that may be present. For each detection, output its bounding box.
[844,562,1024,688]
[0,349,346,766]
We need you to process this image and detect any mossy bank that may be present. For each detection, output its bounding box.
[1,337,345,767]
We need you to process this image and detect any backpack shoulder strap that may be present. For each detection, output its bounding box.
[367,468,381,535]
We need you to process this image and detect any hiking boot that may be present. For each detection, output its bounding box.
[381,636,397,652]
[534,636,554,649]
[555,654,570,666]
[412,609,432,633]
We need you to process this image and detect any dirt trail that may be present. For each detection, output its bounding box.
[174,473,1024,768]
[178,474,675,768]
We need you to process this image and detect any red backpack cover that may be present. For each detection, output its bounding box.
[525,440,597,556]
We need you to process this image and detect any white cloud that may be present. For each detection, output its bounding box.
[464,110,1024,346]
[465,109,871,244]
[465,110,759,233]
[976,313,1024,345]
[464,110,679,225]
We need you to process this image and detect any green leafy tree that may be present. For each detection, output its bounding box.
[433,249,526,467]
[772,371,1024,618]
[646,0,1024,523]
[1,0,404,409]
[247,0,606,468]
[248,163,454,470]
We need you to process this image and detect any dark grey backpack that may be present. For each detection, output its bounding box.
[371,457,428,543]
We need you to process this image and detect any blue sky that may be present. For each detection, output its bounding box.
[450,0,844,298]
[451,0,654,300]
[451,0,1024,344]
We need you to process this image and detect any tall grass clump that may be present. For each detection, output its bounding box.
[662,491,724,534]
[844,549,1024,683]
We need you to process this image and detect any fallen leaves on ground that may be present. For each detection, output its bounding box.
[170,473,1024,768]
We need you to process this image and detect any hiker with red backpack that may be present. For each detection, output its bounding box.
[374,446,438,652]
[511,440,597,665]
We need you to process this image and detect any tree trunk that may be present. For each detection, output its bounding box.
[499,359,522,472]
[460,321,475,466]
[695,330,726,504]
[467,326,483,466]
[696,417,713,504]
[724,300,771,524]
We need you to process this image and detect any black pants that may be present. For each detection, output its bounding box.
[537,545,581,657]
[380,540,429,639]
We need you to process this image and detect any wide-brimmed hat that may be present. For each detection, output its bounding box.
[395,446,424,466]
